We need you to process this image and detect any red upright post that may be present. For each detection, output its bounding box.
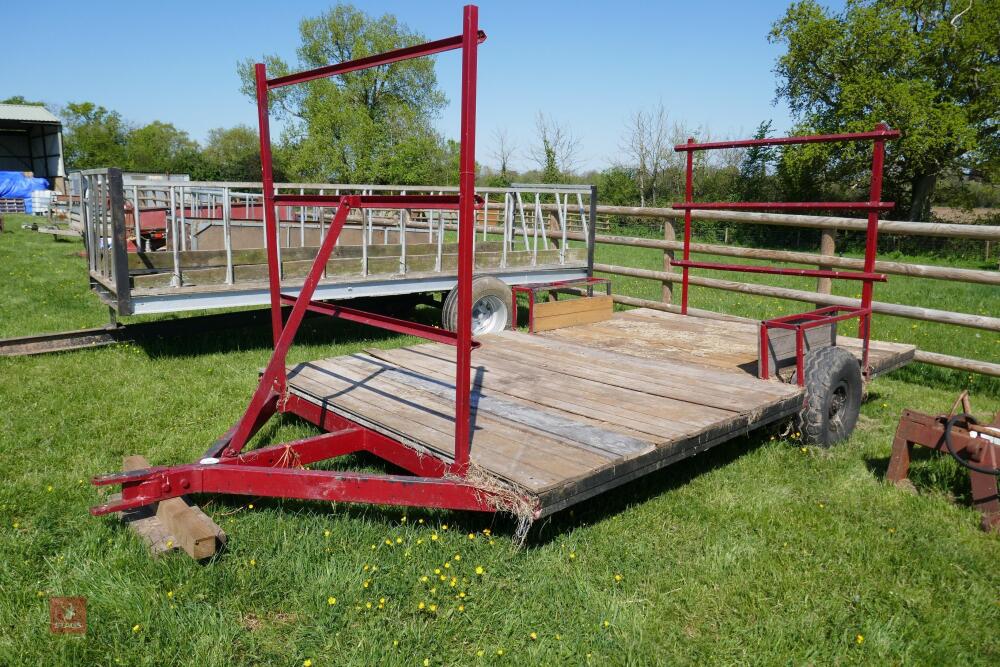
[452,4,479,476]
[254,63,285,362]
[681,137,694,315]
[859,122,887,372]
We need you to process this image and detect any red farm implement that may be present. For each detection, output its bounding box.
[90,5,507,518]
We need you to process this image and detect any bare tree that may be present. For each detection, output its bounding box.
[529,112,581,180]
[491,127,517,181]
[620,102,670,207]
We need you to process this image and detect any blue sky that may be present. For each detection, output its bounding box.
[5,1,839,171]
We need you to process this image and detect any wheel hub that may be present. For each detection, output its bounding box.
[471,294,508,335]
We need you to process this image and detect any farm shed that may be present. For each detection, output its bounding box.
[0,103,65,190]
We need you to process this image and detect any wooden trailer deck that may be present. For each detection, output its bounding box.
[286,308,914,516]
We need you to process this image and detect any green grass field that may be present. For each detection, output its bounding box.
[1,214,997,666]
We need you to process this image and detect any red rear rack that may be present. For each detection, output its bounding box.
[671,124,901,381]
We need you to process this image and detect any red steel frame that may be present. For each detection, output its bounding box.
[671,124,900,383]
[89,6,522,518]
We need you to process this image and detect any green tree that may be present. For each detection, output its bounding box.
[1,96,45,106]
[125,121,200,174]
[238,3,450,184]
[770,0,1000,220]
[202,125,263,181]
[61,102,129,170]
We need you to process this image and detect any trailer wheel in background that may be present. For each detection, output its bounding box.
[795,346,863,447]
[441,276,512,335]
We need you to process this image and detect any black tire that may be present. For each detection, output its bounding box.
[441,276,513,335]
[794,346,863,447]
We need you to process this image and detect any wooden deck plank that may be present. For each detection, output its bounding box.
[486,331,797,405]
[287,364,599,493]
[371,345,732,437]
[343,354,655,458]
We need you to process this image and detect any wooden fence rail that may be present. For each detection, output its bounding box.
[469,204,999,378]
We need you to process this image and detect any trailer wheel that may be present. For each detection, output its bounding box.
[795,346,863,447]
[442,276,512,335]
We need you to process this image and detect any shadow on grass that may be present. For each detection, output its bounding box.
[131,300,443,360]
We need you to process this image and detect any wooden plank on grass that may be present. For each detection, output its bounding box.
[121,455,225,560]
[532,295,612,332]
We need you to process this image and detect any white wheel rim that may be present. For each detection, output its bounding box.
[471,294,508,335]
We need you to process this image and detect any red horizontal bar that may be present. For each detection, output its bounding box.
[764,305,867,326]
[672,201,894,211]
[674,129,900,152]
[91,464,498,515]
[672,260,886,282]
[273,194,482,210]
[267,31,488,89]
[280,295,481,348]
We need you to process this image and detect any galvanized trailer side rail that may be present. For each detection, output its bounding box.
[73,178,595,313]
[76,168,132,314]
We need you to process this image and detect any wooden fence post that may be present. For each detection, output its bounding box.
[816,229,835,308]
[663,220,675,304]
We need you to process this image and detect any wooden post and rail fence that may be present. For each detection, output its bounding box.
[425,203,999,378]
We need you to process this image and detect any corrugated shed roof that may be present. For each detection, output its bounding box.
[0,104,61,124]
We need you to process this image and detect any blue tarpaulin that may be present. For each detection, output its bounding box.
[0,171,49,212]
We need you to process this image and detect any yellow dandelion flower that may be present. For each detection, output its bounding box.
[434,568,441,575]
[468,533,475,540]
[569,552,576,560]
[248,503,253,509]
[423,660,430,667]
[497,649,504,656]
[418,601,426,610]
[441,524,448,531]
[614,574,622,582]
[363,580,370,588]
[429,604,437,612]
[132,624,141,633]
[385,539,392,546]
[166,540,174,548]
[431,533,439,541]
[555,634,562,640]
[327,596,337,605]
[417,539,424,545]
[483,528,491,536]
[420,575,429,583]
[166,591,174,599]
[363,564,370,571]
[395,537,403,544]
[459,591,466,598]
[303,660,312,667]
[475,566,484,576]
[365,602,372,609]
[418,518,425,524]
[249,559,256,567]
[856,634,864,644]
[450,578,457,587]
[430,587,437,594]
[458,604,465,612]
[46,485,53,493]
[529,632,537,640]
[324,529,331,538]
[439,575,446,581]
[444,562,451,569]
[401,515,407,523]
[380,597,386,604]
[454,554,461,561]
[603,620,610,628]
[476,650,484,657]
